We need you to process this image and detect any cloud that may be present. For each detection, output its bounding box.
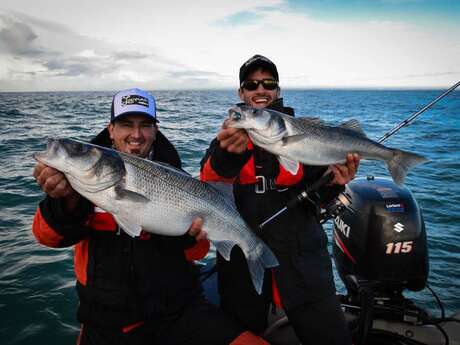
[0,13,122,79]
[0,11,183,89]
[0,1,458,91]
[44,56,116,77]
[0,14,45,56]
[112,51,150,60]
[168,70,226,78]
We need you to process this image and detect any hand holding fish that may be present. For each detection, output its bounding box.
[187,217,208,241]
[216,119,249,154]
[329,153,360,185]
[33,162,80,212]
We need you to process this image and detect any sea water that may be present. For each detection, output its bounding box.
[0,89,459,344]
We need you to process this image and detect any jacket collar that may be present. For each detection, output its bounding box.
[237,98,295,116]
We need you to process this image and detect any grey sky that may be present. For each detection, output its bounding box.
[0,0,459,91]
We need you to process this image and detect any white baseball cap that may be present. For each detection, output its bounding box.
[111,88,157,122]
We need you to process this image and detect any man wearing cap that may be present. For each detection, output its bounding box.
[32,88,268,345]
[200,56,359,344]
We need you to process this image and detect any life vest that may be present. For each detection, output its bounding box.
[238,140,305,187]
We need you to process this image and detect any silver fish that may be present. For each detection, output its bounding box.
[227,106,428,185]
[34,138,278,294]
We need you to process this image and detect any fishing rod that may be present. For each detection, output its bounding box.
[258,80,460,230]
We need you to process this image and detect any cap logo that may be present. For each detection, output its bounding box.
[121,95,149,108]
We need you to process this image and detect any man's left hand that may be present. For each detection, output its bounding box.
[187,217,208,241]
[329,153,360,185]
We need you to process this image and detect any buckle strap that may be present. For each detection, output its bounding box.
[255,175,279,194]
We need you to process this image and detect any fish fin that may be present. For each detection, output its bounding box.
[113,215,142,237]
[245,243,279,294]
[276,155,300,175]
[207,182,235,206]
[387,149,429,185]
[213,240,236,261]
[339,119,367,137]
[114,185,150,203]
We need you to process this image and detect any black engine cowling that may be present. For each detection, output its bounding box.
[332,177,428,293]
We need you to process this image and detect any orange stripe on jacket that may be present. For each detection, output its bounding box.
[184,239,210,261]
[74,240,89,285]
[32,207,64,248]
[200,158,235,183]
[275,162,304,186]
[238,155,257,184]
[86,209,117,232]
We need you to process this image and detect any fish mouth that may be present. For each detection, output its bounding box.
[33,138,59,163]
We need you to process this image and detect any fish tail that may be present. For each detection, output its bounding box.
[387,149,429,185]
[246,243,279,294]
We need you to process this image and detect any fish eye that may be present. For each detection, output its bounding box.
[70,141,89,154]
[71,142,83,151]
[229,110,241,121]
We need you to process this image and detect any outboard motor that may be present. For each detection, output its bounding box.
[332,176,428,295]
[230,176,459,345]
[331,177,430,344]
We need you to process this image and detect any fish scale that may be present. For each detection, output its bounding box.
[227,106,428,185]
[34,138,279,294]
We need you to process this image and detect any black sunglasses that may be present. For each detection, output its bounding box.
[241,79,278,91]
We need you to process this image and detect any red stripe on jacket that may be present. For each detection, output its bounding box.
[203,139,304,187]
[184,239,210,261]
[86,208,117,232]
[74,240,89,285]
[33,206,209,284]
[200,159,235,183]
[32,207,64,248]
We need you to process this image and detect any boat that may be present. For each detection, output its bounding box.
[201,177,460,345]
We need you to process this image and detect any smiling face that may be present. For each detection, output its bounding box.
[108,114,157,157]
[238,68,280,109]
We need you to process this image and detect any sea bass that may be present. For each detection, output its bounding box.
[227,106,428,185]
[34,138,278,294]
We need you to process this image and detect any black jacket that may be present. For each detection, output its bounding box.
[200,99,342,309]
[34,129,203,328]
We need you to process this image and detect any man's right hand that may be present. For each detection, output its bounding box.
[216,119,249,154]
[33,162,75,198]
[33,163,80,213]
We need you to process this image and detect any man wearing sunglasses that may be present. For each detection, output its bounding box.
[200,55,358,344]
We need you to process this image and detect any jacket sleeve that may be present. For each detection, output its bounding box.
[32,195,94,248]
[200,138,252,182]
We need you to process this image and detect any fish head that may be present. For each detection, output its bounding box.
[227,105,273,131]
[34,139,125,192]
[34,138,101,172]
[227,106,286,144]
